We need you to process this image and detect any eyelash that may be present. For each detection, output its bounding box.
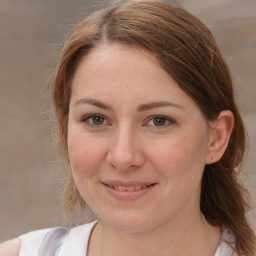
[81,114,110,128]
[143,115,175,128]
[81,114,175,128]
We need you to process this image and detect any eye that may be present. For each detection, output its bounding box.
[82,114,109,127]
[144,115,175,128]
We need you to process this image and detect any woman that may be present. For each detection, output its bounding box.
[1,1,255,255]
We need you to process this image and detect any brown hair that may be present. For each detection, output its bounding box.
[51,1,256,255]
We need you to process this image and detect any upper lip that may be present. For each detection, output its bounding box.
[101,180,157,187]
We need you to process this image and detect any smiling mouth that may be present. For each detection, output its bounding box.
[101,181,157,200]
[102,183,156,191]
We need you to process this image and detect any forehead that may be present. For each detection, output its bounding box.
[75,43,162,79]
[70,43,199,112]
[72,43,174,93]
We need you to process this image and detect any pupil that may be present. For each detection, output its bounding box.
[153,117,165,126]
[93,116,104,125]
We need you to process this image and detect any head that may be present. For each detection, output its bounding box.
[51,0,255,254]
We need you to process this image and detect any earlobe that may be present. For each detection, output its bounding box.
[205,110,234,164]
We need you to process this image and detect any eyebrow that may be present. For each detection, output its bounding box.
[73,98,113,111]
[137,101,185,111]
[73,98,185,112]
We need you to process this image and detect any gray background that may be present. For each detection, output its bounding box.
[0,0,255,241]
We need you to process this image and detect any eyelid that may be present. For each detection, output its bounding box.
[143,115,176,128]
[81,113,111,127]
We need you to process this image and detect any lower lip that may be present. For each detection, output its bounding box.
[102,184,156,200]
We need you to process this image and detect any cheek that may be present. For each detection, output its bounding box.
[68,131,104,181]
[151,132,208,183]
[155,134,207,209]
[151,134,195,165]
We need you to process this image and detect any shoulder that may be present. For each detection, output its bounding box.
[58,220,98,254]
[61,220,98,246]
[0,238,21,256]
[17,221,98,255]
[19,228,52,255]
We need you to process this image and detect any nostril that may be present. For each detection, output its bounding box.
[106,151,142,171]
[105,132,145,171]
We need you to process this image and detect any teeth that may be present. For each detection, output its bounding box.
[105,183,155,191]
[118,186,127,191]
[113,185,150,191]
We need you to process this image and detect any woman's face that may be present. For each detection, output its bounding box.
[68,43,213,232]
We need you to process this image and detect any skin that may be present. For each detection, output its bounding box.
[68,43,234,256]
[0,238,20,256]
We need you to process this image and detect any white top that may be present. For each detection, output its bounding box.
[19,221,96,256]
[19,221,234,256]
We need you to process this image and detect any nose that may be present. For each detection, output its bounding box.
[106,125,145,171]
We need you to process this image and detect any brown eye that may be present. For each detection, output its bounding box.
[144,115,175,128]
[92,115,105,125]
[152,117,168,126]
[83,114,108,127]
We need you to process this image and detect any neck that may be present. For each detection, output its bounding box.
[94,212,221,256]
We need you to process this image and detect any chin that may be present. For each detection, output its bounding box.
[100,212,157,233]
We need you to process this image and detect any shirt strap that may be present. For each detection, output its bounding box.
[37,227,70,256]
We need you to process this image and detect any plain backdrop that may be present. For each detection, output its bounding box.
[0,0,255,241]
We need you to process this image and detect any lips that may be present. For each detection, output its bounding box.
[101,181,157,200]
[103,183,155,191]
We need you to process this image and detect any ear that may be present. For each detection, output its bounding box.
[205,110,234,164]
